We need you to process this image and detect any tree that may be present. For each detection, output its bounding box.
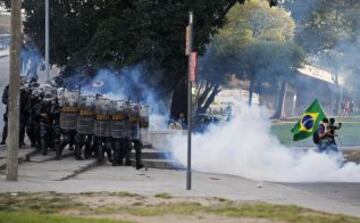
[197,0,303,114]
[0,0,278,119]
[291,0,359,55]
[288,0,360,114]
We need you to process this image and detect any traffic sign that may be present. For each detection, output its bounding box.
[189,52,197,82]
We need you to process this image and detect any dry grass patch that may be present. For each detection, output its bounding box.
[1,192,359,223]
[154,193,172,199]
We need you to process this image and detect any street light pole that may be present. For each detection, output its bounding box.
[186,11,193,191]
[45,0,50,82]
[6,0,22,181]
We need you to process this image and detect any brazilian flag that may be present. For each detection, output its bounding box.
[291,99,327,141]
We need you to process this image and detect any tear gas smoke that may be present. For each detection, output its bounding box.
[65,66,170,130]
[283,0,320,24]
[171,102,360,182]
[21,42,43,81]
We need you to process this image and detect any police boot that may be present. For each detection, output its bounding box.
[75,146,83,160]
[96,137,106,165]
[84,135,93,160]
[55,145,61,160]
[134,140,144,170]
[112,140,121,166]
[106,139,113,163]
[75,134,84,160]
[124,140,132,166]
[41,139,48,156]
[55,141,67,160]
[69,130,76,151]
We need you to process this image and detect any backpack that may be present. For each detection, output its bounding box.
[312,130,320,144]
[313,125,323,144]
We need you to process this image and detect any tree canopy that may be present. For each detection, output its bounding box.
[199,0,304,107]
[1,0,279,117]
[287,0,360,106]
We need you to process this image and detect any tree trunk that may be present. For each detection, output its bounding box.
[170,77,187,121]
[201,84,221,113]
[248,79,254,106]
[196,83,221,115]
[272,80,287,119]
[197,82,212,109]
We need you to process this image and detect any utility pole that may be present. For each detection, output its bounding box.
[45,0,50,82]
[186,11,193,191]
[6,0,22,181]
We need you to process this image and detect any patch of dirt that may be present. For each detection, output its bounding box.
[344,151,360,163]
[74,193,229,211]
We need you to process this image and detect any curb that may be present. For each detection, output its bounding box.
[0,148,36,170]
[58,160,98,181]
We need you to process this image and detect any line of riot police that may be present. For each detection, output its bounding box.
[1,81,150,170]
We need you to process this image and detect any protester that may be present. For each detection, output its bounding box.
[327,118,342,153]
[313,117,343,157]
[313,118,329,153]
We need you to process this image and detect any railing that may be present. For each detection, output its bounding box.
[0,34,10,50]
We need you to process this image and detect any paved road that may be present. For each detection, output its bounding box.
[281,182,360,207]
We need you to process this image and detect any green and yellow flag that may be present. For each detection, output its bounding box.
[291,99,327,141]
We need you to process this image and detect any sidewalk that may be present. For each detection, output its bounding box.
[1,160,360,218]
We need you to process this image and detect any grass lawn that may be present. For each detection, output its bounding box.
[0,192,360,223]
[271,122,360,147]
[0,212,131,223]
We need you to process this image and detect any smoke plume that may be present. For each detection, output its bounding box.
[171,102,360,182]
[21,42,43,81]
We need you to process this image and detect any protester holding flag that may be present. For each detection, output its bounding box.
[291,99,342,155]
[291,99,327,142]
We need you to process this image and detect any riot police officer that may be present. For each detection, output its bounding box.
[27,85,42,148]
[39,93,55,155]
[75,95,95,160]
[0,85,9,145]
[56,90,80,159]
[128,103,144,170]
[49,93,61,158]
[93,96,112,164]
[0,82,27,147]
[19,82,30,147]
[110,100,128,166]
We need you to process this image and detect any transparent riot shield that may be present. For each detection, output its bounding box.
[77,95,95,134]
[93,97,111,137]
[128,103,140,140]
[60,90,80,130]
[110,100,127,139]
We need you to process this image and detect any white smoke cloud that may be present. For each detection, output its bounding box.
[171,102,360,182]
[76,67,170,130]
